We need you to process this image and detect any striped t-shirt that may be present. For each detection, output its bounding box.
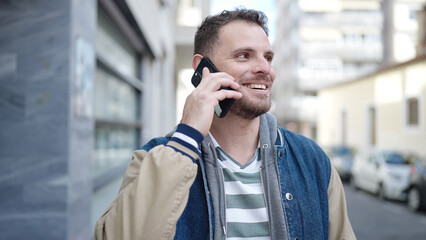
[209,134,270,240]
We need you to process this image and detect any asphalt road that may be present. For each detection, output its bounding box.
[344,182,426,239]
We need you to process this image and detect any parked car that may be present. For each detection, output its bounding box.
[351,148,417,201]
[325,145,355,181]
[405,157,426,211]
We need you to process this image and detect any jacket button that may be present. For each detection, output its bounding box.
[278,151,282,158]
[294,238,299,240]
[286,193,293,201]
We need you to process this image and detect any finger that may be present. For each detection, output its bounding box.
[213,89,243,101]
[199,74,239,91]
[202,67,211,76]
[220,80,240,91]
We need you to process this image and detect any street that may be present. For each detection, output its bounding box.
[344,183,426,239]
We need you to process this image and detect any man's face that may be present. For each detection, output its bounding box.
[210,20,276,120]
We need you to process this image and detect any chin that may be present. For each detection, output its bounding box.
[230,98,271,120]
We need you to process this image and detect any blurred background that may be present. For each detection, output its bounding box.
[1,0,426,239]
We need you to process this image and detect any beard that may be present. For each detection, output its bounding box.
[229,76,272,120]
[230,95,271,120]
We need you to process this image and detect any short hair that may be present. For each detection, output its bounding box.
[194,8,269,57]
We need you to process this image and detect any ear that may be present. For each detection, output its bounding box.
[192,54,204,70]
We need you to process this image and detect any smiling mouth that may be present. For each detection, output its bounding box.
[244,84,267,90]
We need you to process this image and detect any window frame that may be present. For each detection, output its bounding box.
[404,95,423,133]
[407,97,419,126]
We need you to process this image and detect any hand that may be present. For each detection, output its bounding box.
[181,67,242,136]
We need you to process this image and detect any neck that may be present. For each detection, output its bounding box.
[210,113,261,165]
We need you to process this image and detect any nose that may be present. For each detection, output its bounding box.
[253,56,271,75]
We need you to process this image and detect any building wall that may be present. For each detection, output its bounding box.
[318,57,426,156]
[0,0,96,239]
[0,0,177,238]
[318,76,375,146]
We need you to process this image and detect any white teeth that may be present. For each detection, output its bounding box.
[246,84,266,90]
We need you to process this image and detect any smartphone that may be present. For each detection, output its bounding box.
[191,58,235,118]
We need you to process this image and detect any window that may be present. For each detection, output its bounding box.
[341,110,347,145]
[177,0,201,27]
[96,7,139,79]
[93,6,143,182]
[409,9,417,20]
[407,97,419,126]
[298,58,342,77]
[94,66,139,122]
[368,106,376,146]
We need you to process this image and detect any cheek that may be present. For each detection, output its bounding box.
[228,68,246,82]
[216,63,242,79]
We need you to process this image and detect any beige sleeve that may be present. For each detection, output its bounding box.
[94,144,198,240]
[328,164,357,240]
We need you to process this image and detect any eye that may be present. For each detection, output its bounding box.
[236,53,249,59]
[265,55,273,63]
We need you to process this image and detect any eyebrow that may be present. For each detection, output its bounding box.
[231,47,275,57]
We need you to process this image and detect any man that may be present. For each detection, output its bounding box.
[95,8,356,240]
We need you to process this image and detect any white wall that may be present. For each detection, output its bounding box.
[318,58,426,156]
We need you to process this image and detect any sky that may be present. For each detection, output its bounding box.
[210,0,277,42]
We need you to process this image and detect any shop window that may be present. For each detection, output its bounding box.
[96,7,139,79]
[93,6,142,182]
[95,66,139,122]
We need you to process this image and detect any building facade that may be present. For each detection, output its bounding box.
[174,0,211,122]
[274,0,384,139]
[317,55,426,156]
[0,0,177,239]
[273,0,426,140]
[317,2,426,157]
[382,0,426,65]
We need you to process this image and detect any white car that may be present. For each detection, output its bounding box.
[351,148,415,201]
[325,145,355,182]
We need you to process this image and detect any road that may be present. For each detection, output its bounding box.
[344,183,426,239]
